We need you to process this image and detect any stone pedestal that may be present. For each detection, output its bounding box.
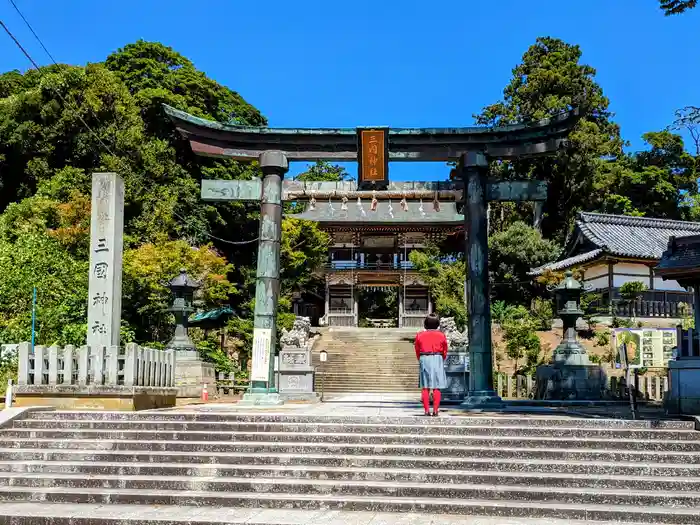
[667,358,700,414]
[274,316,319,402]
[443,351,469,402]
[439,318,470,403]
[537,353,606,401]
[278,346,319,402]
[173,350,215,399]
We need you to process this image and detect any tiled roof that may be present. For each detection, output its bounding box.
[656,235,700,275]
[576,212,700,259]
[529,213,700,275]
[289,201,463,224]
[529,249,603,276]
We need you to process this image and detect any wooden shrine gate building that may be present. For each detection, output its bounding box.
[290,181,463,328]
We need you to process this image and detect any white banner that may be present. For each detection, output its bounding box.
[251,328,272,382]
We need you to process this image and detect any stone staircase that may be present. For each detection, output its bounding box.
[0,410,698,523]
[312,328,419,393]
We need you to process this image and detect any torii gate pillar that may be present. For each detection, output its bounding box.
[242,150,288,406]
[460,151,504,409]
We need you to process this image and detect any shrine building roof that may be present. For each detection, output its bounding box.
[530,212,700,275]
[288,200,463,226]
[656,235,700,283]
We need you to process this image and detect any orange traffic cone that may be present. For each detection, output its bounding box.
[201,383,209,402]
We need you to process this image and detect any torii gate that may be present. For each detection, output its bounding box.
[165,105,579,407]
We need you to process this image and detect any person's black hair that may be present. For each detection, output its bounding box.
[424,313,440,330]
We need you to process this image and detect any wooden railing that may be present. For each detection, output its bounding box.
[610,300,690,319]
[588,289,694,319]
[496,373,669,402]
[17,342,175,387]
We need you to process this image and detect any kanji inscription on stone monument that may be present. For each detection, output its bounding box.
[86,172,124,349]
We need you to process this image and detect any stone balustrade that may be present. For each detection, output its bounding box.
[18,342,175,387]
[13,342,177,410]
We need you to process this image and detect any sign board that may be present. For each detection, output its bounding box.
[612,328,677,368]
[250,328,272,381]
[357,128,388,186]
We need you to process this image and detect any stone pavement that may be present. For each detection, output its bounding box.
[164,392,674,421]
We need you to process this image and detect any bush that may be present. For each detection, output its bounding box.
[530,298,553,330]
[502,315,542,375]
[619,281,647,302]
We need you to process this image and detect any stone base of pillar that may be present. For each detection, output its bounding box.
[667,359,700,415]
[238,392,284,406]
[461,391,505,410]
[281,392,320,403]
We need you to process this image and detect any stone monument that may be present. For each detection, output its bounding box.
[439,317,470,402]
[536,271,606,400]
[87,172,124,349]
[277,316,319,402]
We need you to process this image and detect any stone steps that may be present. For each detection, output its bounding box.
[3,450,700,477]
[11,419,700,440]
[4,474,700,508]
[2,489,698,524]
[0,411,698,523]
[312,328,417,392]
[1,462,700,491]
[0,502,670,525]
[4,431,698,452]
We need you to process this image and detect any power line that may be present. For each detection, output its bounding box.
[8,0,57,63]
[0,17,118,159]
[2,12,253,247]
[172,211,259,246]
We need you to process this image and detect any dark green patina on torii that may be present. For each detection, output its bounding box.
[164,104,579,407]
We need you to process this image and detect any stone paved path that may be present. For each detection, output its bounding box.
[164,392,673,421]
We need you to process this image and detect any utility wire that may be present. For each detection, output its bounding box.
[172,211,259,246]
[2,13,253,248]
[8,0,57,63]
[0,17,118,159]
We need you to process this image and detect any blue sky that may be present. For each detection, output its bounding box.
[1,0,699,181]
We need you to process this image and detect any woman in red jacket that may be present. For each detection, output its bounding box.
[414,313,448,416]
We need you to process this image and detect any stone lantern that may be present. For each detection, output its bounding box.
[166,269,200,351]
[536,271,605,400]
[551,271,586,363]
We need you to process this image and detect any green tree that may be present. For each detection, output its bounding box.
[409,249,466,329]
[476,37,624,242]
[296,161,351,182]
[0,41,314,376]
[0,232,88,346]
[489,222,560,305]
[593,131,697,218]
[659,0,697,15]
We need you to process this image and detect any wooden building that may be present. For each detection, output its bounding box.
[289,190,463,328]
[531,213,700,318]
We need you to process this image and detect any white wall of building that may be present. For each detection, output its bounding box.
[614,262,650,276]
[584,265,608,280]
[582,261,685,291]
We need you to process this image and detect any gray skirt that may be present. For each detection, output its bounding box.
[419,354,447,389]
